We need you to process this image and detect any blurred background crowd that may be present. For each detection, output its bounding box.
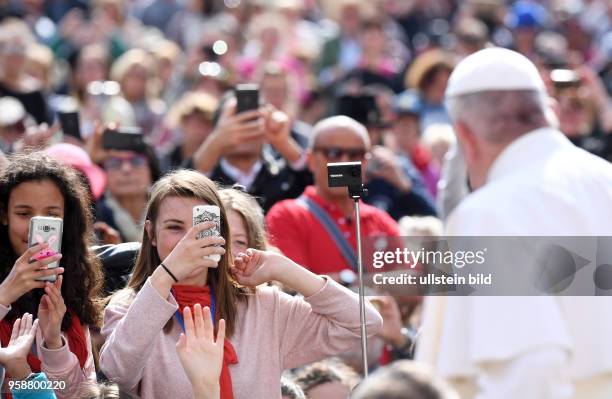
[0,0,610,397]
[0,0,611,212]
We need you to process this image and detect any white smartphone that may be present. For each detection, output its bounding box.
[28,216,63,282]
[192,205,221,262]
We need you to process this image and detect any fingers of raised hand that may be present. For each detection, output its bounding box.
[183,306,195,341]
[31,266,64,283]
[216,319,226,344]
[18,313,32,337]
[24,242,48,259]
[189,221,217,239]
[200,306,214,341]
[10,317,21,342]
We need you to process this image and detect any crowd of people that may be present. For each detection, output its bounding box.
[0,0,611,398]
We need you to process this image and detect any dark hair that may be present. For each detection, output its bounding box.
[281,377,306,399]
[350,360,459,399]
[419,64,453,91]
[0,152,103,328]
[295,359,359,394]
[139,142,162,183]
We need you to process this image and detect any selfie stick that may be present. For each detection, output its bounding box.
[350,184,369,377]
[327,162,370,377]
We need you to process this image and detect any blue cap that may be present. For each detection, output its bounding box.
[507,1,547,30]
[394,91,423,116]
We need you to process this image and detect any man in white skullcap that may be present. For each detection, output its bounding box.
[416,48,612,399]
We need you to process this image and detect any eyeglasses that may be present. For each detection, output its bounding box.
[104,154,147,170]
[313,146,367,161]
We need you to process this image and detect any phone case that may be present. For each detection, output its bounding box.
[236,84,259,113]
[192,206,221,262]
[102,128,144,151]
[28,216,63,282]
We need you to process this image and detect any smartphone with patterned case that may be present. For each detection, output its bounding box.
[192,205,221,262]
[28,216,63,282]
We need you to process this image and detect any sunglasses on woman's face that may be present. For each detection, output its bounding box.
[313,146,367,162]
[104,154,147,170]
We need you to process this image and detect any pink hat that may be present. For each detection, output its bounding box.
[45,143,107,200]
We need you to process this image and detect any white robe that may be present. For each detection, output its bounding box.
[416,128,612,398]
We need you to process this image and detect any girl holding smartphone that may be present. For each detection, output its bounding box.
[0,152,102,398]
[100,169,382,398]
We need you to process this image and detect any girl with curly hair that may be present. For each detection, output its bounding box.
[0,151,103,398]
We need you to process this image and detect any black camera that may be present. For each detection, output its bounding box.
[328,162,362,187]
[327,162,367,199]
[43,225,50,232]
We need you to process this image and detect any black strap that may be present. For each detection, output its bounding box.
[160,262,178,283]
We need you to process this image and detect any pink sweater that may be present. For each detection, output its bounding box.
[0,304,96,399]
[99,277,382,398]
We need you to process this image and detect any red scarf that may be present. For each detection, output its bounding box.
[0,312,88,372]
[172,284,238,399]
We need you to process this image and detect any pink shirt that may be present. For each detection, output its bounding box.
[100,277,382,398]
[0,304,96,399]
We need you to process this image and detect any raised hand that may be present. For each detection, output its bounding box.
[211,99,265,152]
[192,99,265,174]
[16,123,60,151]
[261,105,302,163]
[262,105,291,147]
[0,313,38,380]
[93,221,122,245]
[85,121,111,164]
[0,243,64,307]
[161,221,226,281]
[233,249,326,298]
[176,304,225,399]
[230,248,277,287]
[368,145,412,192]
[38,275,67,350]
[369,296,406,348]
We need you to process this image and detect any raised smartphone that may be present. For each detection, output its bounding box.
[192,205,221,262]
[28,216,63,282]
[102,126,145,151]
[58,111,81,140]
[235,83,259,114]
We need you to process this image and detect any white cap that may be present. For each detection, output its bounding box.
[0,97,26,127]
[445,47,546,98]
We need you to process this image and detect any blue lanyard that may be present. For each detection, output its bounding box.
[173,286,216,331]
